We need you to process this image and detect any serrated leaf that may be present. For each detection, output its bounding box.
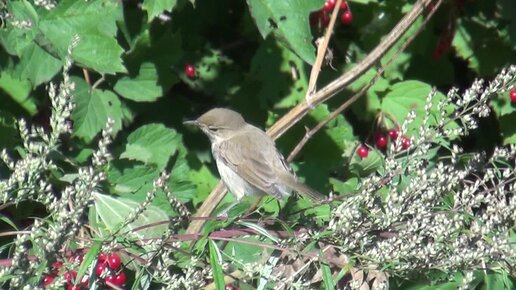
[142,0,178,21]
[114,63,162,102]
[109,164,161,194]
[120,124,178,168]
[14,43,62,87]
[0,1,38,55]
[38,0,125,74]
[92,191,169,238]
[246,0,324,64]
[381,80,447,137]
[71,77,122,142]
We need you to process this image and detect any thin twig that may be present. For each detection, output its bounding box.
[82,68,91,85]
[288,0,442,162]
[305,0,343,104]
[268,0,433,140]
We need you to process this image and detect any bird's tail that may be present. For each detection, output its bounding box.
[280,173,326,202]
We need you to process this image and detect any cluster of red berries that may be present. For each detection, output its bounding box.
[510,89,516,103]
[357,129,411,159]
[310,0,352,28]
[41,252,125,289]
[225,284,241,290]
[185,63,197,79]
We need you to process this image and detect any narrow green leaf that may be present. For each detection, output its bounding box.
[0,214,18,230]
[76,240,102,286]
[208,240,225,290]
[237,221,279,243]
[321,262,335,290]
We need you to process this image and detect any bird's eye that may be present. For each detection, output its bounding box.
[209,127,219,132]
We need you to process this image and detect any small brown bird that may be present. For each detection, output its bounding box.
[184,108,324,214]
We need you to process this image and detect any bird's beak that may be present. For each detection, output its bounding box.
[183,120,199,127]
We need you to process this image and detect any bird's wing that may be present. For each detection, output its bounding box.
[215,132,288,199]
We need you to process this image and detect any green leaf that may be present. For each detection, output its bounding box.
[92,192,169,238]
[330,177,359,194]
[114,63,162,102]
[348,146,383,176]
[109,164,160,194]
[76,241,101,286]
[491,92,516,117]
[499,112,516,145]
[0,112,17,149]
[71,77,123,142]
[246,0,324,64]
[321,262,335,290]
[238,221,279,243]
[0,1,38,55]
[142,0,178,21]
[120,124,179,169]
[248,38,308,109]
[208,240,225,290]
[381,80,447,137]
[0,71,36,115]
[14,43,63,87]
[38,0,125,74]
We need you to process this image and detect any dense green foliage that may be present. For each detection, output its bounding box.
[0,0,515,289]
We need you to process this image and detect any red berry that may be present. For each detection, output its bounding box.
[225,284,235,290]
[80,275,89,287]
[185,64,196,79]
[388,129,399,140]
[105,274,116,285]
[509,89,516,103]
[64,271,77,282]
[42,275,55,287]
[340,0,348,10]
[98,252,107,263]
[319,11,330,27]
[67,285,81,290]
[401,136,411,149]
[96,263,107,276]
[107,253,122,270]
[51,261,62,270]
[375,133,388,149]
[323,0,336,12]
[341,10,352,25]
[114,272,127,286]
[357,145,369,158]
[68,254,83,264]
